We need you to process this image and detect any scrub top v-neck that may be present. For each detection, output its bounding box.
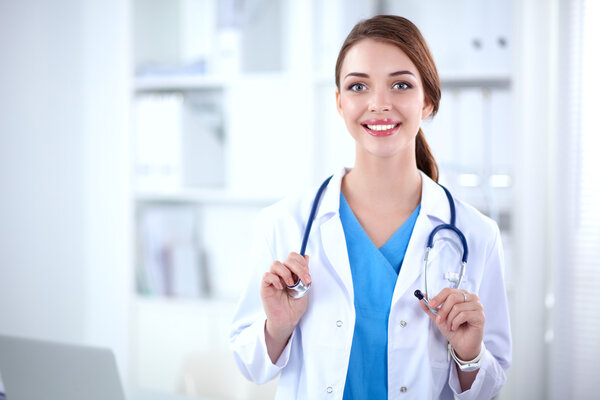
[339,192,420,400]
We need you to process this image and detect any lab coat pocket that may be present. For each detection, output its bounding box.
[428,321,451,369]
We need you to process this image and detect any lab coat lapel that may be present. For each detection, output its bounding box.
[316,167,354,303]
[320,216,354,303]
[392,172,450,303]
[391,211,433,303]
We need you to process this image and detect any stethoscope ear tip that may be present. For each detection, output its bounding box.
[414,289,424,300]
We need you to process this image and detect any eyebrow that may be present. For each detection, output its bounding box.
[344,70,416,80]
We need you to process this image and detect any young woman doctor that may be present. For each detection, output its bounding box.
[230,15,511,399]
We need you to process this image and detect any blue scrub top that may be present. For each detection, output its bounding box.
[339,192,420,399]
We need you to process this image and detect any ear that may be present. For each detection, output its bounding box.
[422,98,434,120]
[336,89,343,117]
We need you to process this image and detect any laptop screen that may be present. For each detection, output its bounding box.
[0,371,6,399]
[0,335,126,400]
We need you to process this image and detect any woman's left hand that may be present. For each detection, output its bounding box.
[420,288,485,360]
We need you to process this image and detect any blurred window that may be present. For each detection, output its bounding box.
[553,0,600,398]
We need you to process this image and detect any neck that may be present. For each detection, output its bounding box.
[342,146,422,213]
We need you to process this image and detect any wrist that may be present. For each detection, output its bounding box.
[448,342,485,372]
[454,344,482,361]
[265,319,295,343]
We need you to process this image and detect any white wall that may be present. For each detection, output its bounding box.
[509,1,559,399]
[0,0,87,343]
[81,0,132,373]
[0,0,131,374]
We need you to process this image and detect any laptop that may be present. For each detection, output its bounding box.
[0,334,126,400]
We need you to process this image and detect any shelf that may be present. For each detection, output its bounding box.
[313,71,512,89]
[134,72,295,92]
[134,75,226,92]
[134,187,280,206]
[440,72,511,89]
[134,295,238,309]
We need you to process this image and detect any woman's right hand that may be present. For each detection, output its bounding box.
[261,252,310,362]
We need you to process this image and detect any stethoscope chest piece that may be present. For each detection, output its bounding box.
[287,279,311,299]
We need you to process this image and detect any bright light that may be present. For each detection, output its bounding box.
[457,173,481,187]
[489,173,512,188]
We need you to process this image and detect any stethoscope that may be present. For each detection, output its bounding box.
[286,176,469,303]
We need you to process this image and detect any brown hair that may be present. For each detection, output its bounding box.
[335,15,440,182]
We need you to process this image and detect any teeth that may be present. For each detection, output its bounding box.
[366,124,396,131]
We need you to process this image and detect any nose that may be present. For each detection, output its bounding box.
[368,90,391,113]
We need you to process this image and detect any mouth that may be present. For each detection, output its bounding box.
[361,120,401,137]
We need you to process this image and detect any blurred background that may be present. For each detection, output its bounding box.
[0,0,598,399]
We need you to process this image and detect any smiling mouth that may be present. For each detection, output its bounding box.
[361,122,401,136]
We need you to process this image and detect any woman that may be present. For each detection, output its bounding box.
[230,15,511,399]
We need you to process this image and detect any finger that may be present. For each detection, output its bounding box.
[418,297,439,320]
[449,309,485,332]
[446,301,481,328]
[287,252,308,266]
[418,298,455,336]
[269,261,295,286]
[286,252,309,271]
[262,272,285,290]
[435,290,465,323]
[284,253,311,284]
[428,287,455,309]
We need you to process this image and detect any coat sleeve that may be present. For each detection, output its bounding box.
[229,208,297,384]
[449,222,512,399]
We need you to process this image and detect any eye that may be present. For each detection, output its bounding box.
[348,82,367,92]
[393,82,413,90]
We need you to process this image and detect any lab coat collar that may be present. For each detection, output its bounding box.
[314,167,451,225]
[419,170,452,224]
[314,167,349,221]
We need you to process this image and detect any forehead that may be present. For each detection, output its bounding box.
[341,38,420,78]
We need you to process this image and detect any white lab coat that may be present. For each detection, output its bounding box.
[230,168,512,400]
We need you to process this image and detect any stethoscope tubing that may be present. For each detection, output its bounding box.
[288,176,468,302]
[287,176,333,299]
[421,184,468,312]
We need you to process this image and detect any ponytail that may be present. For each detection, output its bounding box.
[415,128,439,182]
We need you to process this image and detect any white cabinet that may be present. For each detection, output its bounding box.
[384,0,512,76]
[129,0,313,394]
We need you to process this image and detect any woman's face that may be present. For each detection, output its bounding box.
[336,38,433,160]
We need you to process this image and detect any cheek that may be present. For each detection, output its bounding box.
[397,98,426,120]
[340,97,363,121]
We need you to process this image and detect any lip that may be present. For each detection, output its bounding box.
[361,118,402,137]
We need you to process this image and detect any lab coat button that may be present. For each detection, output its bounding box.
[326,386,333,393]
[336,320,343,327]
[400,386,408,393]
[400,320,407,327]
